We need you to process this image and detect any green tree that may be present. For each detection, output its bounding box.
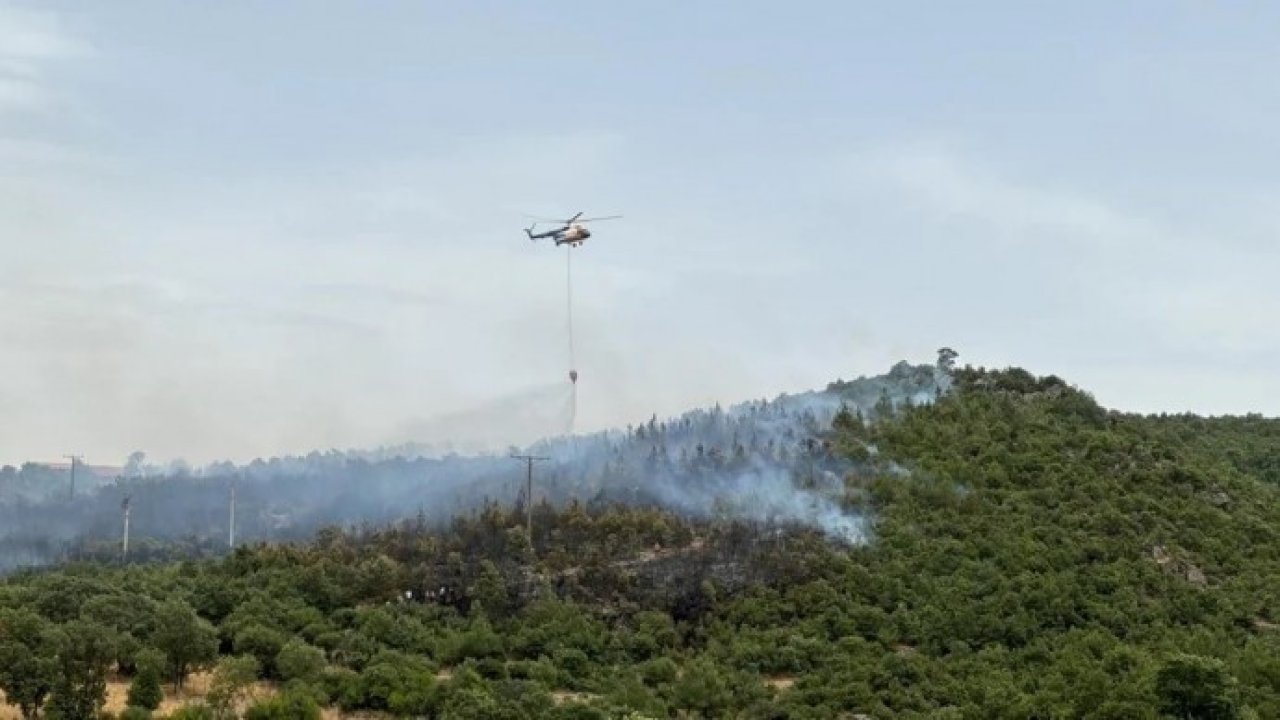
[0,609,60,719]
[351,652,436,714]
[625,611,677,660]
[670,659,734,718]
[126,649,166,711]
[167,705,216,720]
[638,657,678,687]
[445,615,504,665]
[1156,654,1239,720]
[603,673,667,718]
[207,655,261,720]
[551,704,608,720]
[276,640,326,683]
[234,625,289,679]
[437,686,500,720]
[152,600,218,689]
[470,560,509,617]
[81,593,159,673]
[243,688,321,720]
[47,621,116,720]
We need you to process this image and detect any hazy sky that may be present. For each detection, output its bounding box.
[3,1,1278,466]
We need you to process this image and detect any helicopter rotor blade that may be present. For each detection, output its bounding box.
[520,212,621,224]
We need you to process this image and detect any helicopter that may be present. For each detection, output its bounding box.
[524,211,622,247]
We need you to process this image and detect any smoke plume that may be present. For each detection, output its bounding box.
[0,360,949,570]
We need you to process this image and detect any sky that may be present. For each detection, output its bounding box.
[2,1,1278,466]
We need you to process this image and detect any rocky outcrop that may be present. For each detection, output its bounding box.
[1151,544,1208,587]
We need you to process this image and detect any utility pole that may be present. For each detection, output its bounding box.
[228,477,237,550]
[63,454,83,501]
[510,454,549,544]
[121,495,131,563]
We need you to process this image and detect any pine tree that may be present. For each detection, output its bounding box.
[125,661,162,707]
[126,650,164,711]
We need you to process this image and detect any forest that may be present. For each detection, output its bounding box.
[0,360,947,570]
[2,364,1279,719]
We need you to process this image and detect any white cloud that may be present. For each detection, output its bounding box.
[0,129,646,465]
[0,4,82,115]
[864,141,1159,249]
[835,141,1279,414]
[3,4,1278,469]
[0,5,78,60]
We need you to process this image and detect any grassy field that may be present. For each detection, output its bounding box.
[0,672,285,719]
[0,668,605,719]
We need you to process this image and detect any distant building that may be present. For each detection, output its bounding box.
[30,462,123,479]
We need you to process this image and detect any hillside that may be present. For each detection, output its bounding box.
[0,360,947,571]
[2,365,1280,718]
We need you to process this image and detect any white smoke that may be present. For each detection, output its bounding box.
[383,381,575,457]
[0,360,950,566]
[644,463,867,544]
